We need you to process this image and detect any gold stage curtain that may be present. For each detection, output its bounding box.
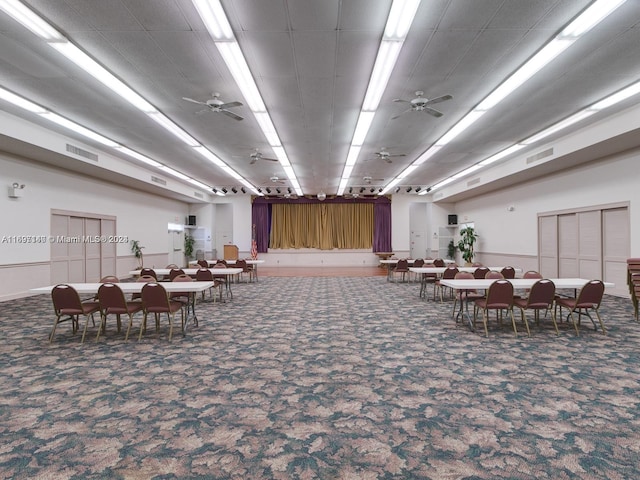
[270,203,374,249]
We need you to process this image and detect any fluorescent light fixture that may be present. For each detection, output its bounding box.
[49,42,156,113]
[451,164,482,179]
[0,87,47,113]
[193,146,226,167]
[430,177,455,191]
[362,41,403,111]
[0,0,64,41]
[477,39,573,111]
[147,112,200,147]
[254,112,281,146]
[436,110,485,146]
[397,164,418,179]
[160,166,190,181]
[380,177,403,194]
[384,0,421,39]
[413,145,442,165]
[521,110,596,145]
[345,146,362,167]
[186,178,213,191]
[591,81,640,110]
[192,0,234,40]
[216,42,266,112]
[271,146,291,167]
[39,112,119,147]
[352,111,376,145]
[337,178,349,195]
[478,144,525,166]
[341,164,355,180]
[560,0,627,38]
[114,146,162,167]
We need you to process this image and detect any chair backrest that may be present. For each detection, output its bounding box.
[472,262,483,267]
[454,271,474,280]
[137,275,156,283]
[197,260,209,268]
[442,266,459,279]
[485,270,504,279]
[98,283,127,311]
[51,284,83,313]
[172,274,193,283]
[576,280,605,309]
[139,268,157,279]
[165,264,179,269]
[484,280,514,308]
[396,259,409,270]
[500,266,516,279]
[413,258,425,267]
[433,258,446,267]
[474,266,490,279]
[523,270,543,279]
[141,282,170,313]
[236,259,247,269]
[169,268,185,281]
[526,279,556,308]
[195,268,214,281]
[100,275,119,283]
[216,260,227,266]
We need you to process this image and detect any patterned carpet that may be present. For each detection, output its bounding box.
[1,277,639,479]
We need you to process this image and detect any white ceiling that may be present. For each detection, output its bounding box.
[1,0,640,198]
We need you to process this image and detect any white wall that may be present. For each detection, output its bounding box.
[0,153,189,298]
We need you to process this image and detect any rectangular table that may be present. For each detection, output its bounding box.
[30,281,216,335]
[439,278,615,332]
[409,266,523,298]
[130,268,243,300]
[380,259,456,281]
[189,260,265,281]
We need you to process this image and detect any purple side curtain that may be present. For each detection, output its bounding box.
[251,202,270,253]
[373,200,392,252]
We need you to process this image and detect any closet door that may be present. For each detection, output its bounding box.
[602,207,629,297]
[557,213,578,278]
[538,215,557,277]
[576,210,601,280]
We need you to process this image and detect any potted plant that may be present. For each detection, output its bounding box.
[457,226,478,265]
[130,239,144,269]
[447,239,457,260]
[184,234,195,263]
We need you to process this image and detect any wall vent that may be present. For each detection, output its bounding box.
[194,191,204,199]
[66,144,98,161]
[467,177,480,187]
[526,147,554,164]
[151,176,167,186]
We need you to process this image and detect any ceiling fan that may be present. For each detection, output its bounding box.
[248,149,278,165]
[182,92,244,120]
[373,149,405,164]
[392,90,453,120]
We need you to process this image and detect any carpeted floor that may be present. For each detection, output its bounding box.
[1,276,639,479]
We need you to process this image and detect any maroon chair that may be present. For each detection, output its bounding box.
[97,283,143,342]
[514,279,558,335]
[169,268,185,281]
[140,282,184,341]
[392,259,410,283]
[433,258,446,267]
[474,279,520,337]
[139,268,157,280]
[195,268,222,301]
[451,271,484,322]
[473,266,490,279]
[197,260,209,268]
[434,266,459,302]
[556,280,606,335]
[50,284,101,344]
[500,266,516,279]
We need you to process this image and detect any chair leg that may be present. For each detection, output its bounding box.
[81,313,94,344]
[139,312,147,341]
[568,310,580,335]
[481,308,489,337]
[516,308,528,337]
[595,309,606,335]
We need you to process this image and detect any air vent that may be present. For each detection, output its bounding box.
[467,177,480,187]
[194,192,204,199]
[151,176,166,186]
[526,147,554,164]
[66,144,98,162]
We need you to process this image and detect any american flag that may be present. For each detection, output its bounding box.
[250,224,258,259]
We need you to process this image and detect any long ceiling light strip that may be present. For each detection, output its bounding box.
[192,0,302,196]
[0,0,262,196]
[420,78,640,194]
[385,0,628,195]
[337,0,422,195]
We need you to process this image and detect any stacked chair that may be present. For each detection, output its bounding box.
[627,258,640,321]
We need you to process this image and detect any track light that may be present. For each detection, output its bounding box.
[349,187,353,194]
[257,188,262,193]
[360,187,366,193]
[415,187,421,193]
[406,186,412,193]
[231,187,237,193]
[241,187,246,193]
[288,187,292,194]
[266,187,271,194]
[222,188,228,194]
[395,187,400,193]
[370,188,375,193]
[276,187,281,194]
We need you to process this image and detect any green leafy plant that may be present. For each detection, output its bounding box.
[184,234,195,260]
[447,239,457,260]
[457,226,478,265]
[130,239,144,269]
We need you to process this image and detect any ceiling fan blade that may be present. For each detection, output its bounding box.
[220,109,244,121]
[424,107,443,117]
[182,97,206,105]
[195,108,209,115]
[249,157,257,165]
[393,98,410,104]
[262,157,278,162]
[391,108,412,120]
[218,101,243,109]
[388,153,406,157]
[424,94,453,105]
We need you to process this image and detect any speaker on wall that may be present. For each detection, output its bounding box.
[448,214,458,225]
[188,215,197,226]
